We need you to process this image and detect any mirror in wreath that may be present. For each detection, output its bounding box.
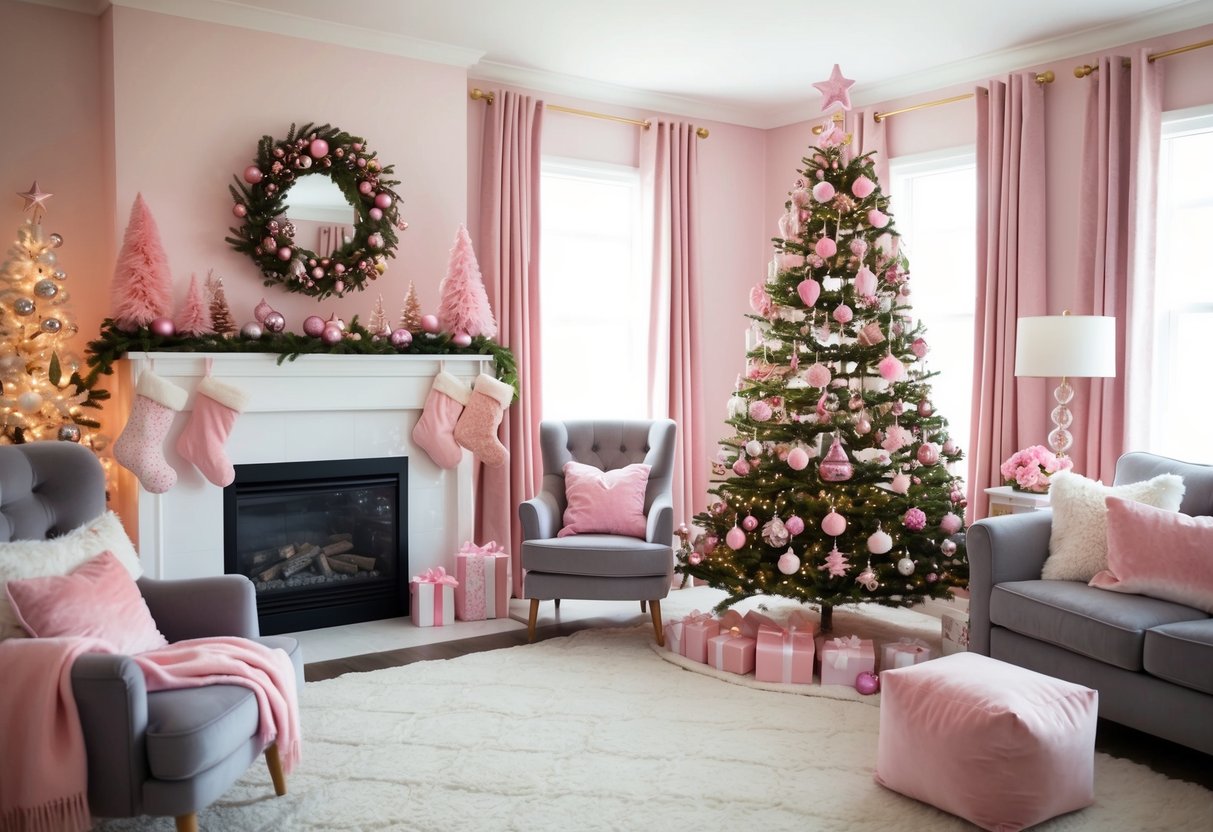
[226,122,409,300]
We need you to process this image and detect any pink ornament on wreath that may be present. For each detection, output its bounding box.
[903,508,927,531]
[868,209,889,228]
[309,138,329,158]
[303,315,326,337]
[232,203,247,218]
[797,278,821,307]
[851,175,876,199]
[940,512,963,535]
[277,246,293,262]
[822,508,847,537]
[369,207,383,221]
[243,166,263,184]
[812,181,836,203]
[358,181,374,195]
[815,237,837,259]
[374,193,392,209]
[878,353,906,381]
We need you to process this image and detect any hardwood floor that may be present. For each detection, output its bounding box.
[303,622,1213,792]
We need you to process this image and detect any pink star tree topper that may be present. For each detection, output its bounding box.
[813,64,855,113]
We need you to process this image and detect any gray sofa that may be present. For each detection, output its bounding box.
[968,452,1213,755]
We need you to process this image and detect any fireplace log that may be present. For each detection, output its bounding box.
[327,557,358,575]
[322,540,354,557]
[278,544,297,560]
[257,562,285,582]
[248,547,279,567]
[280,544,320,578]
[331,553,378,571]
[316,554,334,577]
[327,532,353,543]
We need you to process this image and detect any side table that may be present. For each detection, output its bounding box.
[984,485,1050,518]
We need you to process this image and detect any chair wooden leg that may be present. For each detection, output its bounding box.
[554,598,561,609]
[650,599,664,646]
[640,600,647,613]
[265,742,287,796]
[175,813,198,832]
[527,598,540,643]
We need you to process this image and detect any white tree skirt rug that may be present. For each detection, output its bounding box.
[96,626,1212,832]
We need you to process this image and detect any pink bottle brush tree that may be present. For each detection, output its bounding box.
[437,224,497,339]
[111,193,173,331]
[174,273,214,336]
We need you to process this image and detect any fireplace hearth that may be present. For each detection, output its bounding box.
[224,457,408,634]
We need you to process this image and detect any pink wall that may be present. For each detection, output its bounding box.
[106,5,468,332]
[466,83,768,489]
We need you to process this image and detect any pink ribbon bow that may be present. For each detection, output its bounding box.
[413,566,459,586]
[683,609,714,626]
[459,540,507,557]
[829,635,862,670]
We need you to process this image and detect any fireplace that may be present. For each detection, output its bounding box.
[224,457,409,635]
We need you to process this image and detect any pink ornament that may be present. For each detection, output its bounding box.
[832,304,853,324]
[358,181,374,195]
[857,566,880,591]
[704,535,718,550]
[878,353,906,382]
[918,399,934,417]
[854,266,878,297]
[785,515,805,536]
[818,434,853,482]
[334,280,345,294]
[850,238,869,257]
[883,425,913,452]
[811,181,835,203]
[732,458,751,476]
[777,551,801,575]
[855,415,872,434]
[232,203,247,218]
[867,527,893,554]
[797,279,821,307]
[327,313,346,332]
[253,298,273,323]
[390,328,413,348]
[309,138,329,158]
[742,515,759,532]
[940,512,963,535]
[791,187,811,208]
[243,166,263,184]
[868,209,889,228]
[241,321,263,340]
[277,246,293,262]
[374,193,392,209]
[855,671,880,695]
[368,233,384,249]
[941,539,958,557]
[262,236,277,252]
[150,317,175,338]
[856,321,884,346]
[302,315,326,337]
[911,337,929,358]
[851,175,876,199]
[321,324,343,345]
[263,311,286,333]
[903,508,927,531]
[748,400,773,422]
[943,438,958,455]
[814,237,838,259]
[950,489,964,504]
[334,263,346,274]
[369,207,384,221]
[452,332,473,347]
[917,442,941,466]
[787,447,810,471]
[420,314,440,334]
[726,526,747,550]
[311,267,325,280]
[891,472,912,494]
[822,508,847,537]
[805,362,831,388]
[688,551,704,566]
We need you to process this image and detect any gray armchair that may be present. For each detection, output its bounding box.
[0,442,303,832]
[520,419,677,644]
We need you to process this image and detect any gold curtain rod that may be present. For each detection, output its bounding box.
[469,89,709,138]
[1074,36,1213,77]
[873,71,1054,123]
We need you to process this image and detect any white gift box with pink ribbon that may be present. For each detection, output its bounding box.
[882,638,934,670]
[410,567,457,627]
[820,635,876,686]
[454,541,511,621]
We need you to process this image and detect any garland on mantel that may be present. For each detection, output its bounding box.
[84,319,519,395]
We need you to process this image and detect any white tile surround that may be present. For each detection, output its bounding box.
[118,352,489,582]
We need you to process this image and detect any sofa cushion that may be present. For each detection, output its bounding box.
[1143,620,1213,695]
[990,580,1206,670]
[523,535,670,577]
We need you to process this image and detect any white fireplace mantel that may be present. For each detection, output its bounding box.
[118,352,489,581]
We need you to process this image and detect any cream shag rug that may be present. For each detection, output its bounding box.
[97,627,1212,832]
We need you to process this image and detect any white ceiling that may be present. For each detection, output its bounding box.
[46,0,1213,127]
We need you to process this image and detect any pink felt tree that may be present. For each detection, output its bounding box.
[175,273,214,336]
[111,193,173,330]
[437,224,497,338]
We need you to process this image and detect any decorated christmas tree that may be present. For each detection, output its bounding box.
[678,75,967,630]
[0,183,108,446]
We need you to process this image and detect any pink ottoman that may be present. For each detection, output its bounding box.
[876,653,1097,832]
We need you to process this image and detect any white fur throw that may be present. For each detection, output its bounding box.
[0,512,142,640]
[1042,472,1185,581]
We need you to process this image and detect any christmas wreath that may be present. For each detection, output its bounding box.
[226,123,405,300]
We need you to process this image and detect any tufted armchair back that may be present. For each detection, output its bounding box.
[0,442,105,543]
[537,419,676,515]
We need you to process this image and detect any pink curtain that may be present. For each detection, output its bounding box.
[1075,50,1163,483]
[477,90,544,595]
[643,121,705,527]
[968,75,1050,521]
[844,109,889,189]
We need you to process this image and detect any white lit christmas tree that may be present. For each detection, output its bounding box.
[0,183,108,447]
[677,69,967,630]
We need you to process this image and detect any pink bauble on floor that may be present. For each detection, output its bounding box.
[302,315,326,337]
[420,314,440,334]
[855,671,880,695]
[150,317,175,338]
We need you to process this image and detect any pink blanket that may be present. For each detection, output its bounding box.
[0,636,300,832]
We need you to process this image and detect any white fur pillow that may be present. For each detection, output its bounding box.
[1042,472,1185,581]
[0,511,142,640]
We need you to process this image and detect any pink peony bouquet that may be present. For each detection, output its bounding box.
[1000,445,1073,493]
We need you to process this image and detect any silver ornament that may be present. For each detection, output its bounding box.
[897,556,916,576]
[49,233,64,248]
[940,539,957,556]
[13,298,35,316]
[57,424,81,442]
[745,440,763,457]
[241,321,264,340]
[40,318,62,334]
[52,269,67,281]
[34,279,58,299]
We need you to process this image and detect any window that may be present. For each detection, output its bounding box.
[539,158,647,418]
[889,150,978,461]
[1150,106,1213,462]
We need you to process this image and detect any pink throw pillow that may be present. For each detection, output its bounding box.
[558,461,651,539]
[1089,496,1213,613]
[5,551,168,654]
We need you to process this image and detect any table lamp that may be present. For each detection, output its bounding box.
[1014,312,1116,457]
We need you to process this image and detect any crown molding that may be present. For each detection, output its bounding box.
[760,0,1213,128]
[470,60,768,129]
[18,0,109,13]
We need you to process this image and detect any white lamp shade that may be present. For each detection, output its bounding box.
[1014,316,1116,378]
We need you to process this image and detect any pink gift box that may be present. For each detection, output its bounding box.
[410,567,457,627]
[681,611,720,663]
[707,632,756,675]
[755,625,816,684]
[454,542,511,621]
[664,620,684,655]
[820,635,876,686]
[882,638,933,670]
